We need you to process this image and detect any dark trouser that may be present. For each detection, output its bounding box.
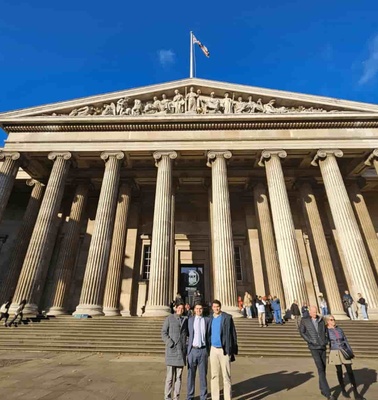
[310,349,331,398]
[0,312,9,324]
[8,312,23,326]
[187,347,208,400]
[336,364,357,391]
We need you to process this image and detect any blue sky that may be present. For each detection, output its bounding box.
[1,1,378,144]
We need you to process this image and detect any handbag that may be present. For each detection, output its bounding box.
[334,329,355,360]
[339,342,355,360]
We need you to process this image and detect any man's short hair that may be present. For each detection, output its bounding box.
[194,302,203,308]
[212,300,221,307]
[176,300,184,307]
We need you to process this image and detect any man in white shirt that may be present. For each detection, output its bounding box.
[186,303,210,400]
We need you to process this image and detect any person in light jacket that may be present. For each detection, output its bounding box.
[325,315,365,400]
[257,296,267,327]
[161,302,189,400]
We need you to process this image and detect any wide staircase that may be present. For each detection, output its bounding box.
[0,317,376,358]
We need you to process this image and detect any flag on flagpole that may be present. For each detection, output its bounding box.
[192,34,210,58]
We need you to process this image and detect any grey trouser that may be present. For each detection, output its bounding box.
[165,366,183,400]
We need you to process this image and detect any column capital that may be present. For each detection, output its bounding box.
[0,151,21,161]
[26,179,44,188]
[258,150,287,167]
[100,151,124,162]
[153,151,177,166]
[48,152,72,161]
[206,150,232,167]
[364,149,378,166]
[311,149,343,167]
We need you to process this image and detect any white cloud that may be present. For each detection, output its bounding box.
[359,34,378,85]
[158,49,175,67]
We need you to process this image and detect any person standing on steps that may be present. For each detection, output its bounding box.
[0,297,12,326]
[324,314,366,400]
[271,296,283,324]
[299,305,335,400]
[343,290,357,320]
[209,300,238,400]
[257,296,267,327]
[290,300,301,328]
[186,302,211,400]
[161,302,189,400]
[243,292,252,319]
[356,293,368,320]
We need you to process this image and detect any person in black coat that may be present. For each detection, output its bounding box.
[300,305,335,400]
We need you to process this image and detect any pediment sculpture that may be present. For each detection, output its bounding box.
[51,87,337,117]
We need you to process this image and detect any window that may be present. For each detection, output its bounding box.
[234,246,243,281]
[142,245,152,280]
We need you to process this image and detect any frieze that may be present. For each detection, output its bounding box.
[46,87,338,117]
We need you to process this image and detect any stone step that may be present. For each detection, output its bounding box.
[0,317,375,358]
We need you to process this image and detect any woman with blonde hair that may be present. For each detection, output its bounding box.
[324,315,365,399]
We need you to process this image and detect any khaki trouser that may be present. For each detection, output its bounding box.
[210,346,232,400]
[258,312,265,327]
[164,366,183,400]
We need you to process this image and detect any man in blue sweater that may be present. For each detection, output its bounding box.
[209,300,238,400]
[271,296,283,324]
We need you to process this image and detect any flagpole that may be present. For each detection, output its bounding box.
[190,31,194,78]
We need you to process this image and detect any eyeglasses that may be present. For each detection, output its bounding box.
[329,318,335,321]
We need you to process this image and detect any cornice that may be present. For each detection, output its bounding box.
[4,118,378,133]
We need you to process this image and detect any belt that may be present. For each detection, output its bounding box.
[192,346,206,349]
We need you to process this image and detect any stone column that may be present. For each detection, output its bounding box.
[11,152,71,315]
[103,182,132,316]
[74,152,124,316]
[347,180,378,279]
[207,151,240,317]
[0,180,45,303]
[312,150,378,318]
[144,151,177,317]
[0,152,21,224]
[365,149,378,175]
[259,150,308,307]
[253,182,285,308]
[298,181,345,318]
[46,182,89,315]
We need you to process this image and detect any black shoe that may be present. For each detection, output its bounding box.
[341,390,351,398]
[327,396,336,400]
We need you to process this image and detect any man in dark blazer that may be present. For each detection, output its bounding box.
[161,302,189,400]
[300,305,335,400]
[209,299,238,400]
[187,302,211,400]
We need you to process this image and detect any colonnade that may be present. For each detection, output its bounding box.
[1,149,378,318]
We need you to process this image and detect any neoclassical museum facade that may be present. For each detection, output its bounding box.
[1,78,378,319]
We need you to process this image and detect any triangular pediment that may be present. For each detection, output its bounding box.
[1,78,378,121]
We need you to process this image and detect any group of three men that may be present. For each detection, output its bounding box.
[161,300,238,400]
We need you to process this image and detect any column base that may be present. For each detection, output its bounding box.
[46,306,68,316]
[222,306,243,318]
[121,310,132,317]
[103,307,121,316]
[9,302,38,316]
[364,308,378,320]
[143,305,171,317]
[331,311,349,320]
[73,304,104,317]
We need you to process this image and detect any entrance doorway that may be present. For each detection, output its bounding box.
[179,264,204,306]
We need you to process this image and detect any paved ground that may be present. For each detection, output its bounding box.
[0,351,376,399]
